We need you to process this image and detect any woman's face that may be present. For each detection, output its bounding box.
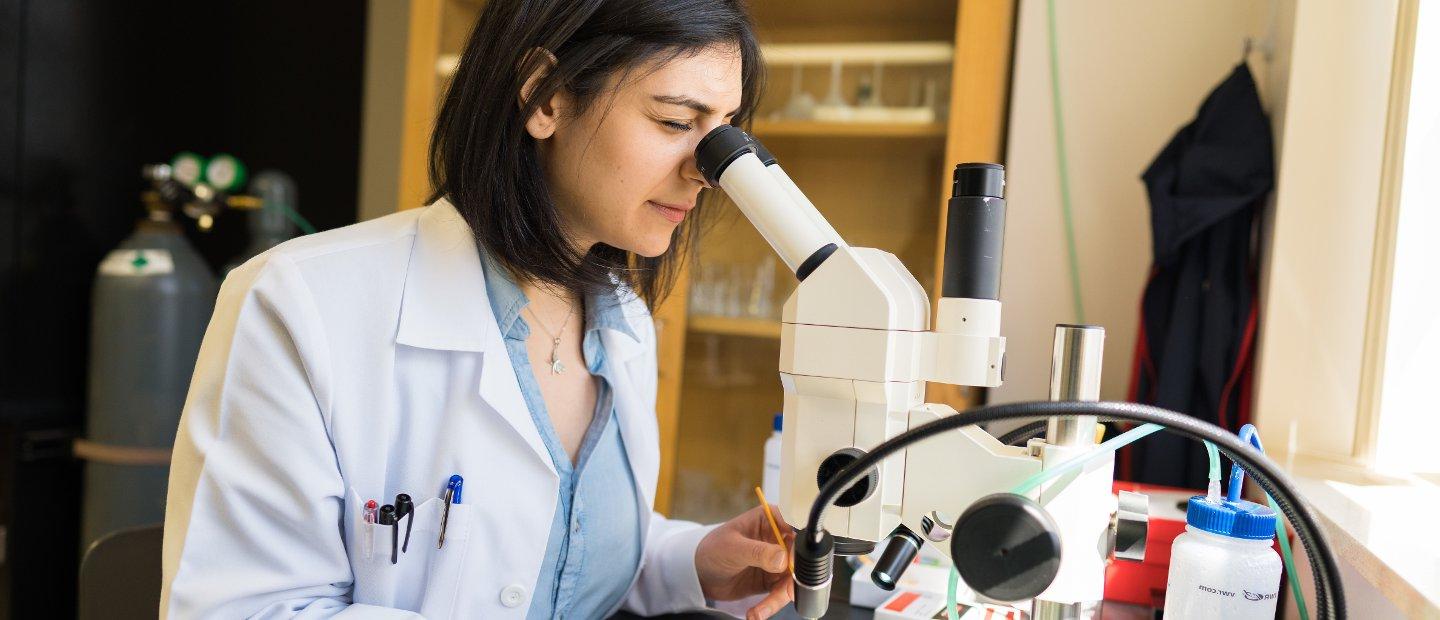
[527,45,744,257]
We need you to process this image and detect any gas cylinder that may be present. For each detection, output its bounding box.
[79,207,217,548]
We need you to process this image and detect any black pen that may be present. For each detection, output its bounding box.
[379,504,398,564]
[395,494,414,553]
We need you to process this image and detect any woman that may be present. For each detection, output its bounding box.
[160,1,794,618]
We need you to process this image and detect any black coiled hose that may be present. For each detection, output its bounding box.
[804,401,1345,620]
[998,421,1048,446]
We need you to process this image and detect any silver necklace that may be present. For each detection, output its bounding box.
[525,303,575,374]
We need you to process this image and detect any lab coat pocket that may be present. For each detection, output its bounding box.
[346,486,473,617]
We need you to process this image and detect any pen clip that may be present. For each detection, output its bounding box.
[395,494,414,553]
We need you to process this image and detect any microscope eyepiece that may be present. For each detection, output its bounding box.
[941,162,1007,300]
[952,162,1005,199]
[695,125,757,186]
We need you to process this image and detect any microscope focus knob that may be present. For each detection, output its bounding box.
[1112,490,1149,562]
[950,493,1063,602]
[816,448,879,508]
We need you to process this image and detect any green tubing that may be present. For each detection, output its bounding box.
[1271,494,1311,620]
[277,201,318,235]
[947,565,962,620]
[1046,0,1085,324]
[1010,424,1163,495]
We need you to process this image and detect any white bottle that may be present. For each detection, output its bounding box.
[1163,496,1282,619]
[762,414,782,502]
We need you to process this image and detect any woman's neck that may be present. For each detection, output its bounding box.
[521,279,582,328]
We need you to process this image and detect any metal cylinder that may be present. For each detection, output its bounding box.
[794,578,831,619]
[1031,599,1104,620]
[1045,324,1105,446]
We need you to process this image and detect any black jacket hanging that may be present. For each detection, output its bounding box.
[1124,63,1274,488]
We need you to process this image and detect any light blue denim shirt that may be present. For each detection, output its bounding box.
[479,248,643,619]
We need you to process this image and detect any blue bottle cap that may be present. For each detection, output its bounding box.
[773,413,783,432]
[1185,496,1277,540]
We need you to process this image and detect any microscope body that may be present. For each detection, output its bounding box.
[774,244,1117,612]
[774,244,1006,540]
[693,125,1129,616]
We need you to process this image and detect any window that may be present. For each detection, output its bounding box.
[1360,0,1438,475]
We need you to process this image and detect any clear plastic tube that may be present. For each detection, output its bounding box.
[1205,441,1222,499]
[1010,423,1163,495]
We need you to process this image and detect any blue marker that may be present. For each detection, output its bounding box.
[439,474,463,548]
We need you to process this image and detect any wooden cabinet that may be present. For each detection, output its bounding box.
[364,0,1016,521]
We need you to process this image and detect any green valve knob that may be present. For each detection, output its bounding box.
[206,153,248,193]
[170,151,207,188]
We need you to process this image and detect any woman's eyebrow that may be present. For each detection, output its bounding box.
[652,94,740,118]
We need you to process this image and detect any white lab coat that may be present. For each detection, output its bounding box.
[161,199,715,619]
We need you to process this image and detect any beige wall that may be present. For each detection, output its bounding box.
[357,0,411,222]
[1253,0,1402,462]
[993,0,1275,404]
[996,0,1407,463]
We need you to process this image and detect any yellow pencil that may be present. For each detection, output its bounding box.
[754,486,793,574]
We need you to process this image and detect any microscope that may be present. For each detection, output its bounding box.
[695,126,1145,619]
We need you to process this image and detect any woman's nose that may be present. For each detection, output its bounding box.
[685,121,733,189]
[682,153,710,189]
[682,157,711,189]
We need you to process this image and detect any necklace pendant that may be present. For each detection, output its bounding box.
[548,338,565,375]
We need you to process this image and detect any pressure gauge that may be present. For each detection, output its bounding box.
[205,153,248,193]
[170,151,207,188]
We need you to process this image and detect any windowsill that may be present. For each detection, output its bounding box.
[1282,455,1440,617]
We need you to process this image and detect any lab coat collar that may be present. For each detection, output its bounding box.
[396,198,644,359]
[396,199,554,475]
[395,199,492,353]
[394,199,652,482]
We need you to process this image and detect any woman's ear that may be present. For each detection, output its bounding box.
[518,48,564,140]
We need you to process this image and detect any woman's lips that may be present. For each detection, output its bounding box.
[648,200,692,224]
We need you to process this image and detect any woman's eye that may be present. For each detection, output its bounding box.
[660,120,694,132]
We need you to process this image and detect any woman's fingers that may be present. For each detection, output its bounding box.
[746,570,795,620]
[735,534,788,573]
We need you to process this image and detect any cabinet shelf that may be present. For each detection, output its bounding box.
[686,315,782,339]
[751,120,947,138]
[760,41,954,66]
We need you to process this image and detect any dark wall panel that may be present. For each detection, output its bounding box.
[0,1,367,615]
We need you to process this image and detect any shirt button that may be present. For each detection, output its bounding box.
[499,584,527,608]
[571,522,581,534]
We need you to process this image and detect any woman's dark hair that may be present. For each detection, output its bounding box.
[429,0,764,310]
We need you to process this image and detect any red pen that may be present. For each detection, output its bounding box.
[363,500,378,560]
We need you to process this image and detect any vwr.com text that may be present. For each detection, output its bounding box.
[1196,585,1277,602]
